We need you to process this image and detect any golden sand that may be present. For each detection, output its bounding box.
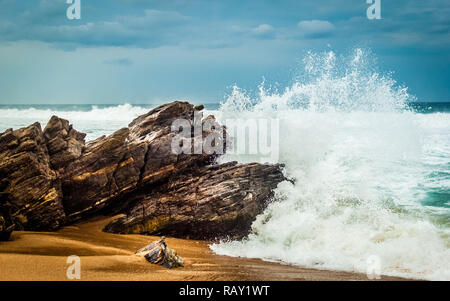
[0,216,404,281]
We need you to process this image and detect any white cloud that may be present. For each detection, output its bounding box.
[249,24,275,39]
[297,20,335,38]
[253,24,274,34]
[251,24,275,39]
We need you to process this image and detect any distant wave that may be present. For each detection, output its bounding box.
[0,104,152,140]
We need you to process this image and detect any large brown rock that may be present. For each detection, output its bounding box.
[104,161,285,240]
[0,123,65,231]
[61,102,225,221]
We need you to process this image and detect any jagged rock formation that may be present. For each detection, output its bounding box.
[0,124,65,231]
[43,115,86,171]
[0,101,286,240]
[60,102,223,222]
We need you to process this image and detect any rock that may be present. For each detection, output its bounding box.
[0,124,65,231]
[60,128,136,220]
[136,237,184,268]
[61,101,226,222]
[0,193,15,241]
[43,116,86,171]
[104,161,285,240]
[0,215,14,241]
[0,101,285,240]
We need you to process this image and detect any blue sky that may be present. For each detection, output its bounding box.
[0,0,448,104]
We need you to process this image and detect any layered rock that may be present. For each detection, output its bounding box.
[60,102,225,221]
[0,124,65,231]
[0,101,286,240]
[104,161,285,240]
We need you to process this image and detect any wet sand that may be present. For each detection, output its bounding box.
[0,216,405,281]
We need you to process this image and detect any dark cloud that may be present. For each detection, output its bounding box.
[0,3,192,48]
[0,0,448,102]
[0,0,448,51]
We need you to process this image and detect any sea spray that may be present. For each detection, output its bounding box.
[210,49,450,280]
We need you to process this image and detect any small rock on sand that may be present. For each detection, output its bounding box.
[136,237,184,269]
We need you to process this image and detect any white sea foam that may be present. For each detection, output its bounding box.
[0,104,151,140]
[210,49,450,280]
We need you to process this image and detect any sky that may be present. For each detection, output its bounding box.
[0,0,449,104]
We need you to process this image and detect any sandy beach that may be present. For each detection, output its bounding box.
[0,216,405,281]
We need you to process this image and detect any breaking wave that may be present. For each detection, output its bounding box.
[210,49,450,280]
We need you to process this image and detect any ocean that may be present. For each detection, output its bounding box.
[1,49,449,280]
